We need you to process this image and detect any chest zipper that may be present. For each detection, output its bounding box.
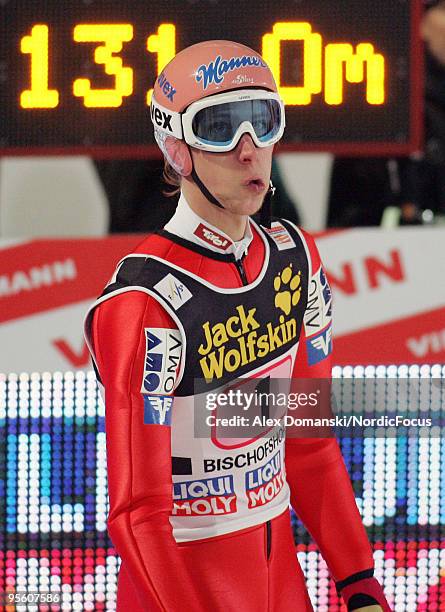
[266,520,272,560]
[233,255,248,286]
[233,253,271,555]
[233,254,270,556]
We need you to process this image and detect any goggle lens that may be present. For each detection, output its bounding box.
[191,98,282,146]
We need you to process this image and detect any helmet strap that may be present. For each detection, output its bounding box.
[259,181,276,228]
[188,146,225,209]
[190,166,225,209]
[187,148,276,227]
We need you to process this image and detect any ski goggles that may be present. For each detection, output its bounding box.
[151,89,285,152]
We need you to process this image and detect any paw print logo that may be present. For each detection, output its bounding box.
[274,264,301,315]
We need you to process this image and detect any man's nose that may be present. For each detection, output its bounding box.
[237,133,257,163]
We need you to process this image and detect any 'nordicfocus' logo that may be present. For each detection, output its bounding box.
[195,55,267,90]
[194,223,230,251]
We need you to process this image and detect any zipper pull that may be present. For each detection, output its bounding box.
[233,256,248,286]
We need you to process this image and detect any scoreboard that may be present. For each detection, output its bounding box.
[0,0,422,156]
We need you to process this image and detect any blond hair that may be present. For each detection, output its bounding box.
[162,159,181,197]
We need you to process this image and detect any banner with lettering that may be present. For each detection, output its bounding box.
[0,236,141,372]
[0,228,443,372]
[316,227,445,365]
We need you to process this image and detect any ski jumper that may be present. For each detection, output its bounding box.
[84,194,377,611]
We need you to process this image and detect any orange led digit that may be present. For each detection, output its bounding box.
[324,42,385,105]
[262,22,322,106]
[146,24,176,105]
[20,25,59,109]
[73,24,134,108]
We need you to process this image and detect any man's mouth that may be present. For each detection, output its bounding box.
[243,178,266,192]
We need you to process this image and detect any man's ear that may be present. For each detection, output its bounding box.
[164,138,193,176]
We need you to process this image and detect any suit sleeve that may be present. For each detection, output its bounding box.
[284,229,374,582]
[90,291,206,611]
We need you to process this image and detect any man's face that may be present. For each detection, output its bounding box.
[190,134,274,217]
[422,5,445,66]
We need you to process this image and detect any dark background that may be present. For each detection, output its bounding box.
[1,0,419,155]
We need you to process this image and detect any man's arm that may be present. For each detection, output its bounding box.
[285,325,374,581]
[284,229,390,611]
[90,291,205,612]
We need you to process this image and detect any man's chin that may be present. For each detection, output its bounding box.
[216,194,263,217]
[243,192,267,216]
[253,192,268,216]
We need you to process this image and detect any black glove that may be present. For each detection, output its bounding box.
[336,569,392,611]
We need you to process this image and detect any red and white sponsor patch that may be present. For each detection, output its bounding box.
[193,223,231,251]
[245,451,284,509]
[263,222,296,250]
[172,475,237,516]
